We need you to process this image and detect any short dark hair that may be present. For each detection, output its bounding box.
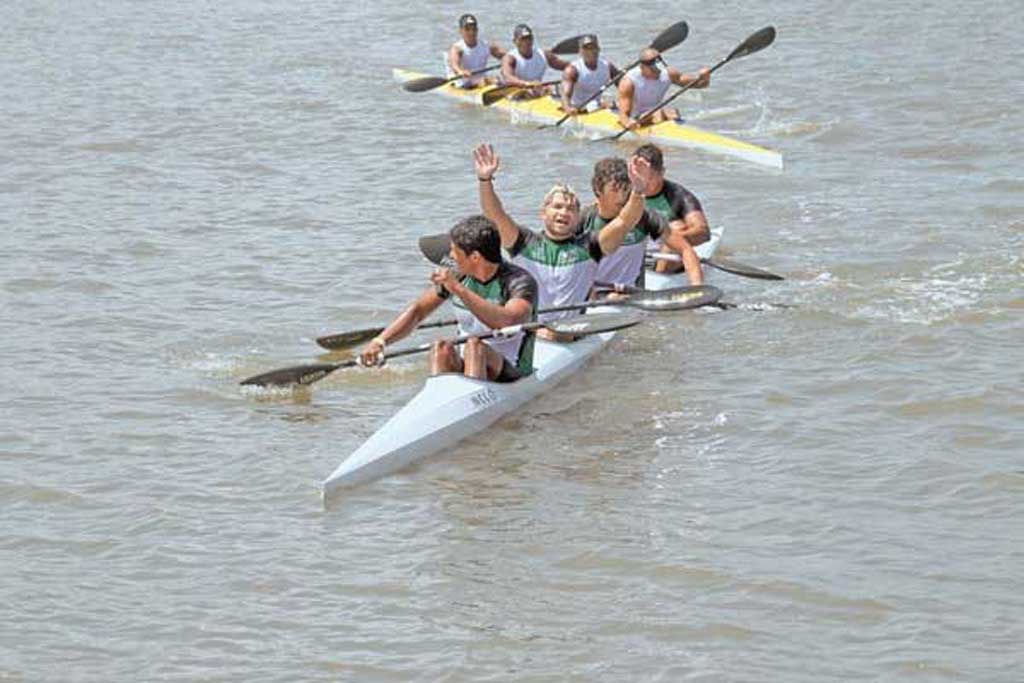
[633,143,664,172]
[450,214,502,264]
[591,157,629,195]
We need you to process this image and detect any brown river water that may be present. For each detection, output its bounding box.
[2,1,1021,680]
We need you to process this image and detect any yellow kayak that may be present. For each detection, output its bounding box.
[393,68,783,170]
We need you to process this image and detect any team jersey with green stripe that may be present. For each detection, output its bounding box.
[508,225,603,322]
[644,179,703,249]
[439,261,537,375]
[576,204,669,287]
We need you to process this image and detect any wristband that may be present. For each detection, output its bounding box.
[477,176,493,182]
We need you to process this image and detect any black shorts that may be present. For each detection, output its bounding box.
[494,359,523,384]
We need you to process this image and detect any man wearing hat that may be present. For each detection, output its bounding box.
[560,34,623,115]
[500,24,571,99]
[617,47,712,130]
[447,14,506,89]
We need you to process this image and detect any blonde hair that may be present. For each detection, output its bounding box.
[541,183,580,212]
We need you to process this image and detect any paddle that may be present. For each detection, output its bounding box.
[403,34,586,93]
[539,20,689,130]
[241,312,642,388]
[605,26,777,142]
[402,65,502,93]
[646,252,784,280]
[482,79,561,106]
[594,280,792,311]
[317,318,458,351]
[421,229,782,282]
[419,230,726,301]
[419,230,734,298]
[316,283,721,350]
[549,34,591,55]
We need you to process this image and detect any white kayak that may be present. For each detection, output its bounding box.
[321,228,724,503]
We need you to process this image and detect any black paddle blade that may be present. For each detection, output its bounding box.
[704,256,784,281]
[651,20,689,52]
[316,328,383,350]
[402,76,450,93]
[482,85,520,106]
[628,285,723,311]
[240,362,349,388]
[546,311,643,335]
[418,233,449,265]
[726,26,776,62]
[549,34,588,55]
[484,79,559,106]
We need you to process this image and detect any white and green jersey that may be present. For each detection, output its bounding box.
[577,205,668,287]
[439,261,537,375]
[644,179,704,250]
[508,225,604,322]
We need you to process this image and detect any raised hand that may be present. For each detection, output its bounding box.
[472,143,500,181]
[627,154,654,192]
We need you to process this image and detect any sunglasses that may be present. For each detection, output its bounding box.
[639,57,664,67]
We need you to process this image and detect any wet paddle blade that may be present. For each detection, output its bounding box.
[545,312,643,336]
[704,256,784,281]
[402,76,450,93]
[418,233,449,265]
[240,362,351,388]
[483,79,559,106]
[650,20,689,52]
[627,285,722,311]
[549,34,588,55]
[725,26,776,62]
[482,85,520,106]
[316,328,383,350]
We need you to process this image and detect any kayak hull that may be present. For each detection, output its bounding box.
[321,331,613,500]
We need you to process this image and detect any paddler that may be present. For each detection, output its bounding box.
[359,215,538,383]
[472,143,656,336]
[446,13,506,89]
[632,143,711,273]
[500,24,571,99]
[617,48,711,131]
[578,156,704,287]
[560,34,622,115]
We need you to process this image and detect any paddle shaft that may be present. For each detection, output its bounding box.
[317,296,637,351]
[609,26,777,141]
[409,30,586,93]
[608,60,727,141]
[543,20,689,129]
[317,284,719,350]
[545,62,635,125]
[646,252,784,280]
[248,320,552,387]
[244,313,640,387]
[404,64,501,92]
